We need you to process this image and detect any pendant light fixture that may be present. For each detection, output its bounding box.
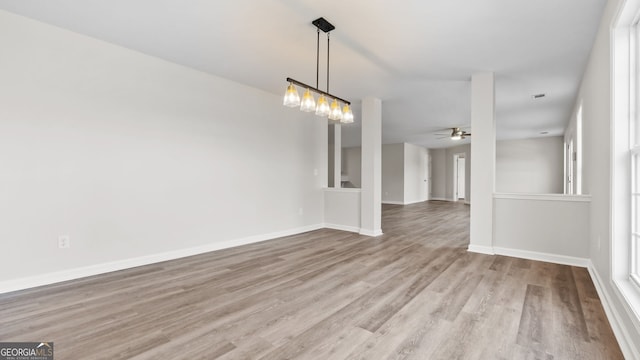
[300,89,316,112]
[316,95,331,116]
[283,17,354,124]
[283,83,300,107]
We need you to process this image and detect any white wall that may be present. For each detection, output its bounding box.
[381,143,405,203]
[443,144,472,202]
[403,143,429,203]
[430,148,447,200]
[342,146,362,188]
[345,143,428,204]
[381,143,430,204]
[0,10,327,285]
[429,144,471,203]
[433,137,562,203]
[495,137,564,194]
[569,0,640,355]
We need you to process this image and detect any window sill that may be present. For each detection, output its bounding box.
[612,276,640,334]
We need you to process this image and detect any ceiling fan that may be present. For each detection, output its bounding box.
[435,127,472,140]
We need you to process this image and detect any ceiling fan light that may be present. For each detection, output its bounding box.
[316,95,330,116]
[341,104,354,123]
[283,83,300,107]
[328,99,343,121]
[451,135,462,141]
[300,89,316,112]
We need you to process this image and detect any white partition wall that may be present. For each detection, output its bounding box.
[469,72,496,254]
[360,97,383,237]
[324,188,361,233]
[493,194,591,265]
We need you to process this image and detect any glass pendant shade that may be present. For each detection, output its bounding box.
[300,89,316,112]
[316,95,330,116]
[283,84,301,107]
[341,104,354,123]
[328,99,343,121]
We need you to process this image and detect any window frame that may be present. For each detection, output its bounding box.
[630,11,640,287]
[611,0,640,331]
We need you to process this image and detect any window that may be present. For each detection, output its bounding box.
[576,104,582,194]
[564,104,581,195]
[634,149,640,285]
[632,22,640,286]
[612,0,640,325]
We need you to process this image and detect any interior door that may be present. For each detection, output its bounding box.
[457,157,466,199]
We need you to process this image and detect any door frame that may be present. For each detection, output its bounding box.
[453,153,465,201]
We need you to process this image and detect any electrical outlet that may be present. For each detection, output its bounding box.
[58,235,70,249]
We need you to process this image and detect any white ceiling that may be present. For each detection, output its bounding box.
[0,0,606,148]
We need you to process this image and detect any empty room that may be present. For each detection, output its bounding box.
[1,0,640,359]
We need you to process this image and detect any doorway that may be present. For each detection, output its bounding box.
[453,153,466,201]
[427,154,432,200]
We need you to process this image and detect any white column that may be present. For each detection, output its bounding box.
[469,72,495,254]
[360,97,383,236]
[334,124,342,188]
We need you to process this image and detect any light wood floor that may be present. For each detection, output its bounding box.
[0,201,623,359]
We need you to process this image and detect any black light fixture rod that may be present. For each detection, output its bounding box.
[286,77,350,105]
[316,28,320,89]
[327,32,330,93]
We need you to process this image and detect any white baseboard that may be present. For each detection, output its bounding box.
[382,200,428,206]
[430,197,452,202]
[324,223,360,233]
[467,244,495,255]
[360,229,383,237]
[493,247,589,267]
[588,262,640,360]
[0,223,324,295]
[382,200,404,205]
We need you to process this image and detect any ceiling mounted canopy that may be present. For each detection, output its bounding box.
[434,127,472,141]
[450,127,471,140]
[283,17,353,124]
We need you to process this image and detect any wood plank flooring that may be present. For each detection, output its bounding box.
[0,201,623,359]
